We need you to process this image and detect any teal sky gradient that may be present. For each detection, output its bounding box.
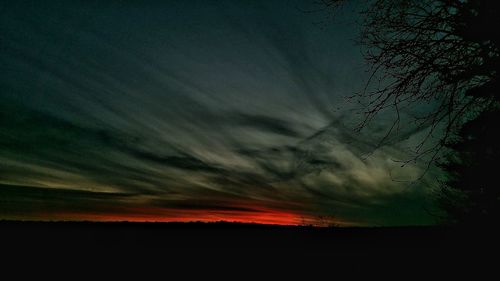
[0,0,439,226]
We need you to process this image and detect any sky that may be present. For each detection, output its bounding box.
[0,0,439,226]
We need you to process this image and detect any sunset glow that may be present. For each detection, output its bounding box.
[44,208,307,226]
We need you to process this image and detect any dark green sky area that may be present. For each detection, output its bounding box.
[0,0,439,226]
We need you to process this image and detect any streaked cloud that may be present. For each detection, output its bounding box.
[0,0,438,226]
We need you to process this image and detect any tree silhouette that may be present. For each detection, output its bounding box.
[318,0,500,224]
[324,0,500,166]
[438,109,500,226]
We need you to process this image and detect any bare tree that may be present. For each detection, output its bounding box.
[323,0,500,169]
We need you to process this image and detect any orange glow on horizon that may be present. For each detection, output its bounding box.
[40,206,311,226]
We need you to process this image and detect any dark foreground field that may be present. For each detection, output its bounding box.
[1,221,498,270]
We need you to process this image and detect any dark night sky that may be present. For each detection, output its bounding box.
[0,0,439,226]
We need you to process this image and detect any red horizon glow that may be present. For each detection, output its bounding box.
[37,206,315,226]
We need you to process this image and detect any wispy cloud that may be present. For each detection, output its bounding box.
[0,0,438,226]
